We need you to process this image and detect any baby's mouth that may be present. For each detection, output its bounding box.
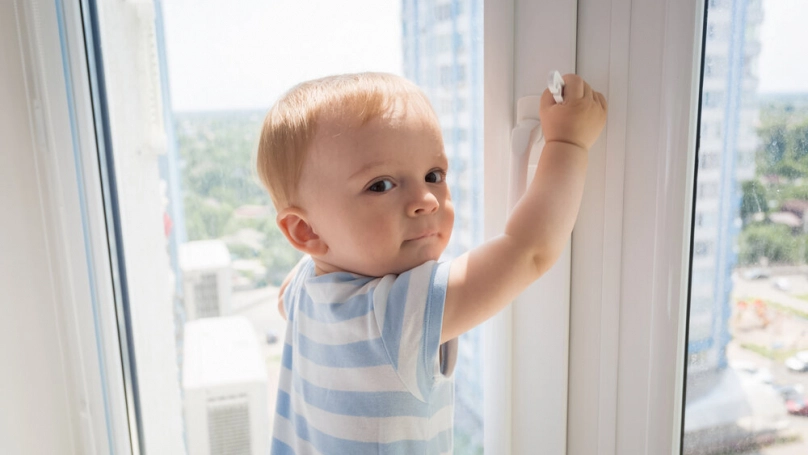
[406,231,438,242]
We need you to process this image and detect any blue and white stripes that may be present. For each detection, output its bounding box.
[271,258,456,455]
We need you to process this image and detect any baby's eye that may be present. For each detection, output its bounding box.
[425,170,445,184]
[368,179,394,193]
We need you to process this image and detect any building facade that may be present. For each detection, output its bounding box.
[689,0,762,375]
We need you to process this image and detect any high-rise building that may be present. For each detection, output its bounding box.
[683,0,767,448]
[401,0,484,451]
[688,0,762,375]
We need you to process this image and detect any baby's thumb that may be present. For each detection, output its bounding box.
[539,88,557,113]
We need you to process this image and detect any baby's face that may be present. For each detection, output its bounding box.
[297,107,454,276]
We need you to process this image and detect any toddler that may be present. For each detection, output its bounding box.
[256,72,607,454]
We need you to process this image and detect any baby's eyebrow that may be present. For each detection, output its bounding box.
[349,161,388,180]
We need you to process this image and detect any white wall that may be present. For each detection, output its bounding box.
[0,2,78,454]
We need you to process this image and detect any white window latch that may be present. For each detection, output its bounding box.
[508,71,565,211]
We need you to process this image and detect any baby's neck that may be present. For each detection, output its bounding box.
[312,257,353,276]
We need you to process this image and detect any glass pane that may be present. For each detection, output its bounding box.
[683,0,808,453]
[89,0,482,453]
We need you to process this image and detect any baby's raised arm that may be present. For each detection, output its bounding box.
[441,74,607,344]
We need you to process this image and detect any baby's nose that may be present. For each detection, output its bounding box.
[408,190,439,216]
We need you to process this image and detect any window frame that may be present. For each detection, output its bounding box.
[11,0,135,453]
[19,0,707,453]
[483,0,579,453]
[570,0,704,453]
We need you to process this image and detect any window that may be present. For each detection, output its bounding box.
[705,56,727,78]
[434,2,452,22]
[682,0,808,453]
[704,91,725,109]
[694,240,713,257]
[699,152,721,170]
[77,0,484,453]
[696,211,719,229]
[697,182,720,199]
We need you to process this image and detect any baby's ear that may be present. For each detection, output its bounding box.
[276,207,328,256]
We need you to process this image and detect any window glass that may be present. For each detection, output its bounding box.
[683,0,808,453]
[89,0,483,453]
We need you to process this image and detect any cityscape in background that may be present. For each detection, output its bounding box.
[684,0,808,454]
[116,0,808,453]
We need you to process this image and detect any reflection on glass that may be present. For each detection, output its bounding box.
[684,0,808,454]
[95,0,483,453]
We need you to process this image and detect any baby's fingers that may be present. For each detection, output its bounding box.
[540,88,557,111]
[583,81,594,102]
[595,91,608,112]
[561,73,585,100]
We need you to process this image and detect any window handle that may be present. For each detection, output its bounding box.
[508,71,564,212]
[508,96,542,211]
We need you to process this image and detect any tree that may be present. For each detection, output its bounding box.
[756,111,808,179]
[740,180,768,226]
[757,117,789,176]
[183,193,234,240]
[738,222,799,265]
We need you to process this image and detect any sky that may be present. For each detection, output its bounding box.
[160,0,808,111]
[758,0,808,93]
[160,0,403,112]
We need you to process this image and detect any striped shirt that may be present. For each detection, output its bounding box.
[271,257,458,455]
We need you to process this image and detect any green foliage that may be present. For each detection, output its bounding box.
[740,180,768,224]
[773,184,808,205]
[261,225,303,286]
[175,110,301,284]
[738,222,799,265]
[740,342,797,362]
[184,193,234,241]
[756,107,808,178]
[453,429,483,455]
[736,100,808,267]
[757,119,789,173]
[176,111,270,210]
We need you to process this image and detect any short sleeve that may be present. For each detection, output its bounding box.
[373,260,456,401]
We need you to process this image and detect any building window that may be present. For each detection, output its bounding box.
[697,182,720,199]
[703,91,724,108]
[699,153,720,169]
[693,241,713,257]
[434,3,452,21]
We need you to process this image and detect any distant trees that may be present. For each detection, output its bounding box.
[737,99,808,266]
[738,222,800,265]
[756,105,808,179]
[740,180,768,226]
[176,111,302,285]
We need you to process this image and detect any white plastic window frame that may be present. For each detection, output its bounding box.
[568,0,703,454]
[484,0,578,454]
[14,0,707,453]
[11,0,134,454]
[17,0,580,452]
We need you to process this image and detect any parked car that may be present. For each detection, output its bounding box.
[266,330,279,344]
[774,383,805,401]
[742,268,770,280]
[785,356,808,373]
[786,394,808,417]
[785,351,808,372]
[773,277,791,291]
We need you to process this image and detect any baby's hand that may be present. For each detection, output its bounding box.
[539,74,607,150]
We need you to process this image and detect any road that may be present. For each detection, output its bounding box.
[729,272,808,454]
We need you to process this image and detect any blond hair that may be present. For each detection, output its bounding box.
[256,72,439,210]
